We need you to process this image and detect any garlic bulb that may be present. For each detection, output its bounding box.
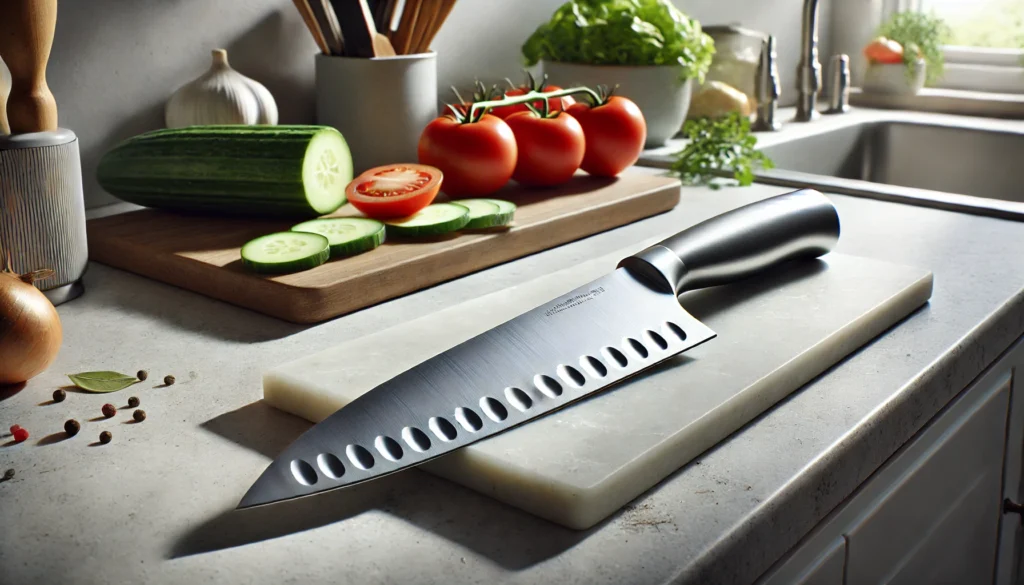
[165,49,278,128]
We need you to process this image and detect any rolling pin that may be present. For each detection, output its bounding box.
[0,0,59,133]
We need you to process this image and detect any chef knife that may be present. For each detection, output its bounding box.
[239,188,840,509]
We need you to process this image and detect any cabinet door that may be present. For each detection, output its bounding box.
[844,373,1010,585]
[756,337,1020,585]
[996,341,1024,585]
[757,536,844,585]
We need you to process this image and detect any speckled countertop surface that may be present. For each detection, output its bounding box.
[2,176,1024,585]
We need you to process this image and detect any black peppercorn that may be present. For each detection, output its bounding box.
[2,469,13,482]
[137,370,148,381]
[127,396,140,408]
[99,431,112,444]
[52,389,66,403]
[132,409,146,423]
[163,375,175,386]
[64,419,80,436]
[101,403,117,418]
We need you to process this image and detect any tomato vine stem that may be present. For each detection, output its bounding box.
[465,86,602,123]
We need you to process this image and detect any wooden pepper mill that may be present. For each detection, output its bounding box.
[0,0,88,304]
[0,0,59,133]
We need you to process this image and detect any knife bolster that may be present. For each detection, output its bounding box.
[619,245,686,295]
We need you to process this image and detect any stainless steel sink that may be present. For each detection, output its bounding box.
[636,108,1024,221]
[753,117,1024,220]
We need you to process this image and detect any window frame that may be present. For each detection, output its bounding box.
[892,0,1024,94]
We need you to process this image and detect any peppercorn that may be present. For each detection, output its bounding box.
[163,375,175,386]
[64,419,80,437]
[127,396,140,408]
[1,469,13,482]
[101,403,117,418]
[12,428,28,443]
[137,370,148,381]
[132,409,146,423]
[9,424,21,435]
[53,389,66,402]
[99,431,112,444]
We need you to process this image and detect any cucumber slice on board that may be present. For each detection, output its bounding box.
[384,203,471,237]
[291,218,385,257]
[241,232,330,274]
[453,198,517,229]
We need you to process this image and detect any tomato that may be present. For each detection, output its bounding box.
[566,96,646,177]
[418,114,518,197]
[504,110,585,187]
[489,85,576,119]
[344,164,442,218]
[863,37,904,64]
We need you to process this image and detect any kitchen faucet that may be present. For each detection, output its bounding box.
[796,0,822,121]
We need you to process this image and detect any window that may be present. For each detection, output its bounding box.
[912,0,1024,93]
[922,0,1023,49]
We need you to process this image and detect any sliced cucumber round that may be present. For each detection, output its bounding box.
[453,198,517,229]
[291,217,385,257]
[241,231,330,274]
[384,203,470,237]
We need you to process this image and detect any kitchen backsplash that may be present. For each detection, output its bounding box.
[40,0,831,209]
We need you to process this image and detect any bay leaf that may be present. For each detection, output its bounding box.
[67,371,140,393]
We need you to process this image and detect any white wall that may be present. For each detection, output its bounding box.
[36,0,832,209]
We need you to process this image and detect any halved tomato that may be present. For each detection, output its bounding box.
[345,164,443,219]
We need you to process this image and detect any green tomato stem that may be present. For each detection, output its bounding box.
[466,86,601,121]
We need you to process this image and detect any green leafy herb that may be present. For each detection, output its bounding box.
[67,371,140,393]
[522,0,715,83]
[670,112,773,189]
[878,11,952,85]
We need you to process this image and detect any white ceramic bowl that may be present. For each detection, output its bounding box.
[862,59,926,95]
[541,61,694,147]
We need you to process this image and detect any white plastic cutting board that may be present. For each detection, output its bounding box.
[263,242,933,530]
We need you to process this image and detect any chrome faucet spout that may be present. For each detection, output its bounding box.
[796,0,822,121]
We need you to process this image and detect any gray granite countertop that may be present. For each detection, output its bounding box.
[2,177,1024,585]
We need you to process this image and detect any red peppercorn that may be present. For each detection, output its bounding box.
[12,428,29,443]
[101,404,117,419]
[9,424,21,435]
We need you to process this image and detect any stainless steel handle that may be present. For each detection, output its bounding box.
[619,189,840,294]
[825,54,851,115]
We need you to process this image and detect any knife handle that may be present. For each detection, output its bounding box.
[619,188,840,294]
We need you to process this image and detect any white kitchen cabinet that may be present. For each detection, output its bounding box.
[758,336,1024,585]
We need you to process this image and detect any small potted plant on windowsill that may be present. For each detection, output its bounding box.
[862,11,951,95]
[521,0,714,147]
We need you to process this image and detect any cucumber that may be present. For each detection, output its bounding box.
[96,125,352,218]
[384,203,470,237]
[453,198,517,229]
[241,231,330,274]
[291,217,385,257]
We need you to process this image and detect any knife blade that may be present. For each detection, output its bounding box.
[239,188,840,509]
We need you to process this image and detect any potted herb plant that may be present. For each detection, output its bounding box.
[522,0,714,147]
[863,11,951,95]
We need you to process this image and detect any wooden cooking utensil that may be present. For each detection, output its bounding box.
[392,0,423,55]
[374,0,399,33]
[0,0,59,133]
[330,0,394,58]
[311,0,345,56]
[415,0,456,53]
[292,0,331,54]
[407,0,440,55]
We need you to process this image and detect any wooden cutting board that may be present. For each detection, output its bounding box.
[85,171,680,323]
[263,242,933,529]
